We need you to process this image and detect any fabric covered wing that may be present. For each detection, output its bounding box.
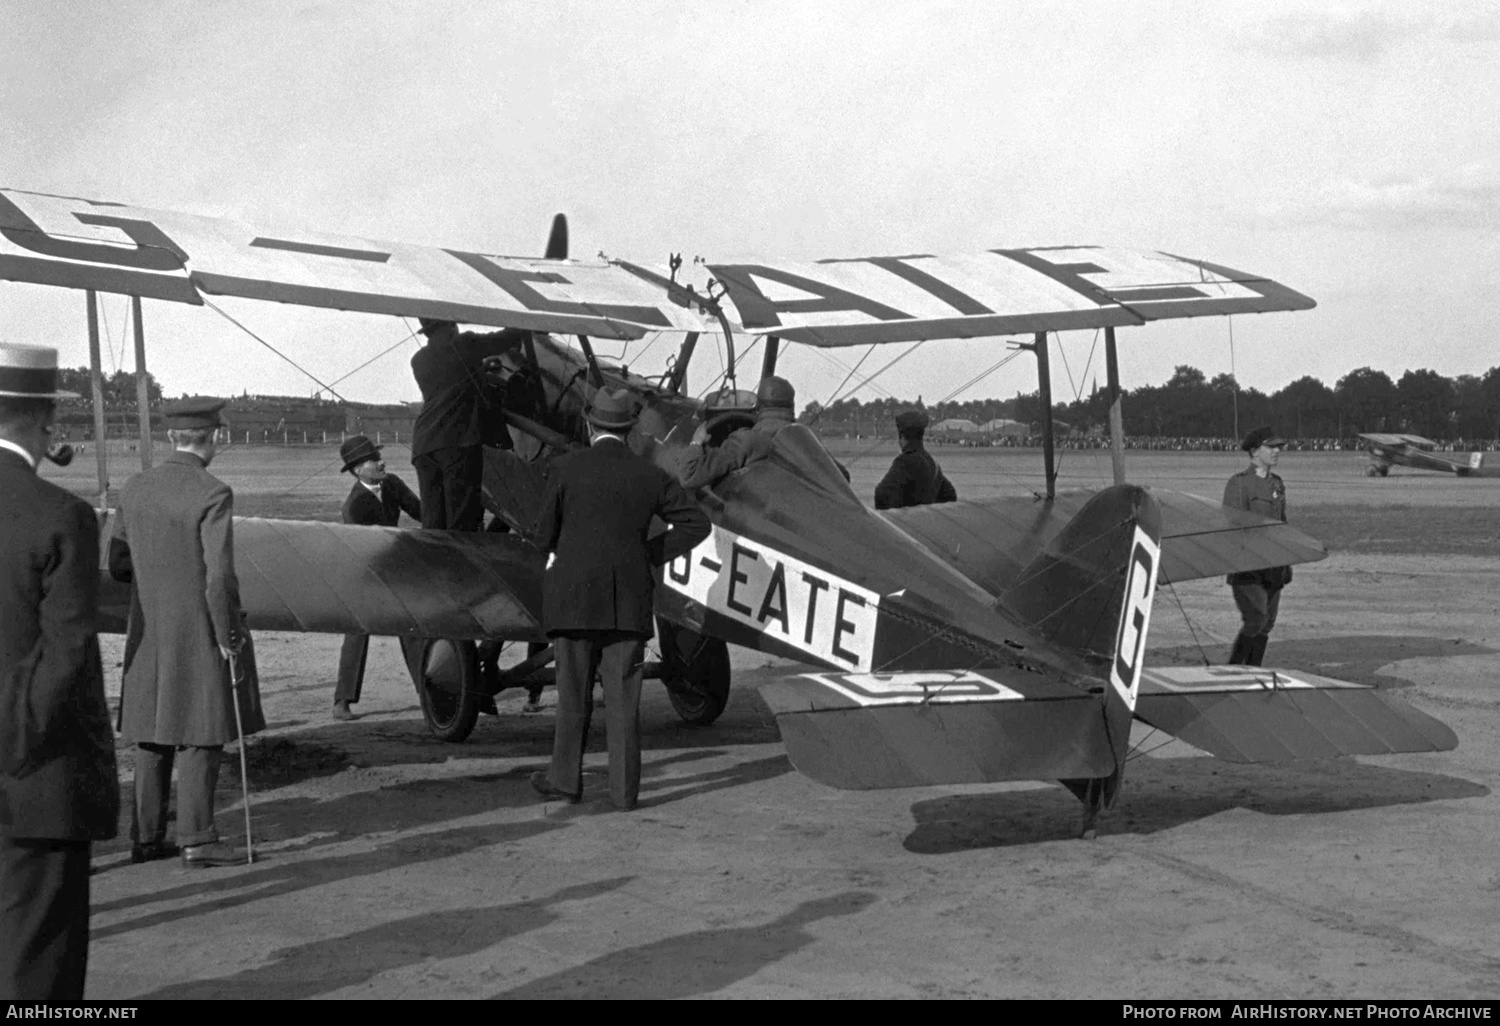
[681,247,1313,347]
[0,188,703,339]
[759,672,1114,789]
[1134,666,1457,761]
[882,488,1326,594]
[97,516,545,641]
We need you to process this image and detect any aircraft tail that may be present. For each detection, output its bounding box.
[999,485,1162,819]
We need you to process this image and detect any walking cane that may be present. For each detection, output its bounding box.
[228,649,255,865]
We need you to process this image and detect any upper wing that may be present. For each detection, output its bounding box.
[678,247,1314,347]
[881,488,1326,593]
[0,188,703,340]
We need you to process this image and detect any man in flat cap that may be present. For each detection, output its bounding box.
[678,375,799,490]
[1223,426,1292,666]
[0,342,117,999]
[532,388,710,810]
[410,318,527,532]
[110,397,264,868]
[331,435,421,721]
[874,409,958,510]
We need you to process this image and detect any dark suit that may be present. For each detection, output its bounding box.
[336,475,421,704]
[874,445,957,509]
[113,451,264,849]
[1,447,119,999]
[410,326,524,531]
[534,438,710,807]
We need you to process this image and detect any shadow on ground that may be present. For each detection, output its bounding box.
[1151,634,1497,689]
[904,758,1489,853]
[140,877,632,999]
[489,891,877,999]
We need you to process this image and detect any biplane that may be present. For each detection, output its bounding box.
[1358,432,1500,478]
[0,186,1457,834]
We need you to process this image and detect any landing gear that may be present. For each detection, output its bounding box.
[410,638,481,743]
[1366,463,1389,477]
[655,617,732,725]
[1060,775,1117,839]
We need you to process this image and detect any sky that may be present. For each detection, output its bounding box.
[2,0,1497,408]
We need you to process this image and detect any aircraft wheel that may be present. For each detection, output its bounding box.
[656,618,732,726]
[412,638,481,742]
[1366,465,1379,477]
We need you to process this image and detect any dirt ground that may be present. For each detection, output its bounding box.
[66,444,1500,999]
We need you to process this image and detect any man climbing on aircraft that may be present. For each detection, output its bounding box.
[1223,426,1292,666]
[874,409,958,510]
[678,375,798,490]
[409,318,526,531]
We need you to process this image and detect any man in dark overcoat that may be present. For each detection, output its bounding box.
[111,397,264,868]
[332,434,421,720]
[531,389,710,809]
[874,410,958,510]
[1223,426,1292,666]
[0,342,118,999]
[410,318,526,531]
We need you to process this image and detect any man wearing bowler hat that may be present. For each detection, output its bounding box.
[874,409,958,510]
[331,434,422,720]
[1223,426,1293,666]
[110,397,265,868]
[0,343,118,999]
[531,389,710,809]
[410,318,527,532]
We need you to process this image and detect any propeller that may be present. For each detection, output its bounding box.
[544,213,568,260]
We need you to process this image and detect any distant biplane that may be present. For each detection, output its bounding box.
[0,186,1457,834]
[1358,433,1500,478]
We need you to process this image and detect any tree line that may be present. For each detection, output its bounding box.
[802,365,1500,442]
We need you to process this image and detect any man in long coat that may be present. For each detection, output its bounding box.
[410,318,525,531]
[531,389,710,810]
[0,343,118,999]
[1223,426,1292,666]
[874,410,958,510]
[111,397,263,868]
[332,434,421,720]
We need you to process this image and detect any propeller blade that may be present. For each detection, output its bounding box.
[544,213,568,260]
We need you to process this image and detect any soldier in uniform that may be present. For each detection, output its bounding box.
[332,434,421,721]
[531,389,710,810]
[874,409,958,510]
[110,397,265,868]
[0,343,118,999]
[678,375,798,490]
[410,318,526,531]
[1223,426,1292,666]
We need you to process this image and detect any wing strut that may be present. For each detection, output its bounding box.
[1025,331,1057,499]
[131,296,153,470]
[1104,325,1126,486]
[84,291,109,513]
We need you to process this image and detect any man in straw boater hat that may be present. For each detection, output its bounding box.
[530,388,710,810]
[0,342,118,998]
[109,396,265,868]
[1223,425,1293,666]
[331,433,421,721]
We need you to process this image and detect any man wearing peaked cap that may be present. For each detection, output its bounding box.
[330,435,421,721]
[1223,426,1292,666]
[530,388,710,809]
[678,375,799,490]
[0,343,118,999]
[874,408,958,510]
[109,395,266,868]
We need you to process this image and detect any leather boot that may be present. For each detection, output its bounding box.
[1227,634,1254,665]
[1246,635,1269,667]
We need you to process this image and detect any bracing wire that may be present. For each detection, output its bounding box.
[324,328,421,391]
[202,298,351,405]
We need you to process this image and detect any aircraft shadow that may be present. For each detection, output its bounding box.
[488,891,877,999]
[903,758,1489,853]
[1151,634,1498,690]
[135,877,632,999]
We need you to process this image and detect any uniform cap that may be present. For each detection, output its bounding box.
[417,317,456,335]
[894,410,929,434]
[755,375,795,411]
[339,434,382,473]
[1241,426,1287,452]
[162,396,227,430]
[0,342,79,399]
[586,387,640,431]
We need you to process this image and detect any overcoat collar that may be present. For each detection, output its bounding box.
[165,449,207,469]
[0,443,36,473]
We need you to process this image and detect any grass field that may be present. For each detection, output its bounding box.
[45,437,1500,554]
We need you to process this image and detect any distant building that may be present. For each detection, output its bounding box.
[933,418,981,433]
[982,418,1027,437]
